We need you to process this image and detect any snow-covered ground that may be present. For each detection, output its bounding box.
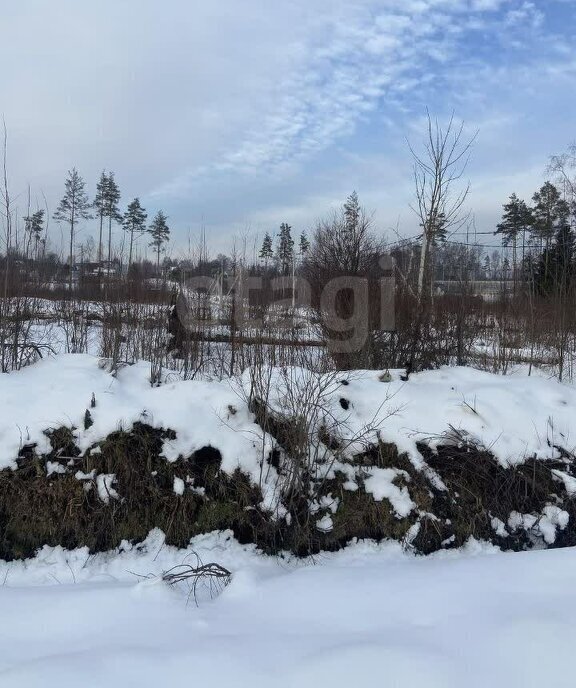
[1,530,576,687]
[2,353,575,473]
[3,355,576,684]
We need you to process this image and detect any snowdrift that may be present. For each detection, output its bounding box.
[1,354,576,559]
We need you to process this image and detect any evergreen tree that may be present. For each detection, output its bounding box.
[276,222,294,275]
[104,172,121,265]
[23,209,45,257]
[531,182,570,251]
[532,182,570,287]
[122,198,147,268]
[53,168,92,291]
[93,171,108,263]
[535,224,575,295]
[148,210,170,270]
[299,231,310,256]
[343,191,360,233]
[259,232,273,265]
[494,194,533,279]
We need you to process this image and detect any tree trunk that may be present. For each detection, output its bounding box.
[69,219,74,295]
[107,215,112,268]
[98,214,103,264]
[416,232,429,302]
[128,227,134,272]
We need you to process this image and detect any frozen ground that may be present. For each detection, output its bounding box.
[1,530,575,687]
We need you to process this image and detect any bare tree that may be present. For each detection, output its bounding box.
[548,144,576,223]
[406,112,475,373]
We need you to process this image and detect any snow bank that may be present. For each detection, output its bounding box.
[242,364,576,468]
[0,354,273,486]
[2,355,574,474]
[3,354,576,556]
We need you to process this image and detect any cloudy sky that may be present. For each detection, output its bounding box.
[1,0,575,257]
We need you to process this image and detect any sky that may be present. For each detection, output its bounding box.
[1,0,575,259]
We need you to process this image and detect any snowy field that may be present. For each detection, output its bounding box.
[1,531,576,687]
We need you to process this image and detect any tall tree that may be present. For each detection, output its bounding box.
[148,210,170,271]
[276,222,294,275]
[531,182,570,251]
[23,209,45,259]
[536,224,575,295]
[122,197,147,269]
[259,232,273,266]
[343,191,360,233]
[53,168,92,292]
[532,182,570,288]
[104,172,121,266]
[407,113,475,374]
[93,171,108,263]
[494,193,533,281]
[409,114,473,306]
[299,231,310,257]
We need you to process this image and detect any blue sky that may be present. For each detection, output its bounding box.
[1,0,575,257]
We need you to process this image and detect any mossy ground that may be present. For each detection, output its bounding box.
[1,423,575,560]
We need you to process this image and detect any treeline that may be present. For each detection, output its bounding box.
[494,179,576,295]
[16,168,171,279]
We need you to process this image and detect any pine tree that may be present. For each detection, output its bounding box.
[532,182,570,287]
[148,210,170,271]
[23,209,45,258]
[93,171,108,264]
[343,191,360,233]
[123,198,147,269]
[532,182,569,251]
[299,232,310,256]
[53,168,92,292]
[276,222,294,275]
[104,172,121,266]
[259,232,273,265]
[495,194,533,282]
[536,223,575,295]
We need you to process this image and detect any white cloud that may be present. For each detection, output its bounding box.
[152,0,561,202]
[0,0,574,251]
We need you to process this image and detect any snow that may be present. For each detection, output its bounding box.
[508,506,569,545]
[96,473,119,503]
[2,356,576,482]
[332,365,576,468]
[45,460,67,476]
[0,354,277,508]
[363,467,415,517]
[244,363,576,469]
[552,468,576,495]
[2,530,576,686]
[173,476,185,495]
[316,514,334,532]
[2,354,576,530]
